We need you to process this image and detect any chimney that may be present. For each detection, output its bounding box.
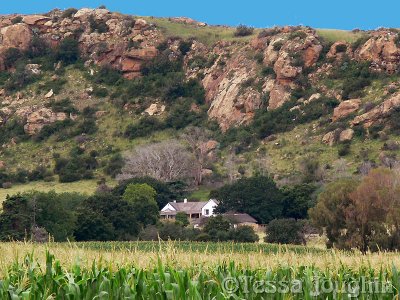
[184,198,188,203]
[173,200,177,203]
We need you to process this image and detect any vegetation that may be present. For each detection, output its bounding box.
[0,246,399,298]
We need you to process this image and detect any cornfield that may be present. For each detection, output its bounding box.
[0,242,400,299]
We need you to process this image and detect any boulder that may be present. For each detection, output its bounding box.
[356,31,400,73]
[327,41,352,60]
[339,129,354,142]
[322,129,341,146]
[22,15,50,25]
[0,161,5,169]
[24,108,68,135]
[332,99,361,121]
[144,103,166,116]
[25,64,41,75]
[44,89,54,98]
[0,23,32,49]
[268,84,290,110]
[352,93,400,127]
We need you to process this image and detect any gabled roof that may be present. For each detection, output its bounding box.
[223,212,258,224]
[169,201,207,214]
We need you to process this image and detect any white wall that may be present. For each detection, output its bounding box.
[161,203,176,212]
[201,199,218,217]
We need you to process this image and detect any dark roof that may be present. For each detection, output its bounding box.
[167,201,207,214]
[223,213,257,224]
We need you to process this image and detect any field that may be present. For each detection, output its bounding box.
[1,241,400,298]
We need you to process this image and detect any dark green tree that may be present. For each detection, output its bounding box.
[211,176,284,223]
[282,184,317,219]
[265,219,305,245]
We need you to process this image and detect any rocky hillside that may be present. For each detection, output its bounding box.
[1,7,400,188]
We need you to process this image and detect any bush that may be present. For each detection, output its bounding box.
[54,148,98,183]
[178,40,192,56]
[230,226,259,243]
[105,153,124,178]
[89,15,109,33]
[335,44,347,53]
[11,16,23,24]
[125,117,165,139]
[61,8,78,18]
[56,38,80,65]
[265,218,305,244]
[338,142,351,157]
[289,31,307,40]
[234,25,254,37]
[4,48,23,69]
[93,65,123,85]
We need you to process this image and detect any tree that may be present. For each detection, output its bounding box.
[175,212,189,227]
[311,169,400,252]
[203,215,231,233]
[211,176,283,224]
[75,193,140,241]
[230,226,259,243]
[265,219,305,245]
[113,177,186,209]
[309,178,357,249]
[347,168,400,252]
[123,184,159,226]
[117,140,196,182]
[0,194,32,240]
[182,126,215,185]
[282,184,317,219]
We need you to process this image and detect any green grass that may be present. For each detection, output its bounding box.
[316,29,367,43]
[0,180,100,203]
[143,17,259,45]
[189,187,212,201]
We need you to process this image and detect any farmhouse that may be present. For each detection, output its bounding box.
[160,200,258,229]
[160,199,218,220]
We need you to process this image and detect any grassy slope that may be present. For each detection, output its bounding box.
[316,29,366,43]
[0,180,100,204]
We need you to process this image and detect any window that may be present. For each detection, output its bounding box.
[205,209,209,215]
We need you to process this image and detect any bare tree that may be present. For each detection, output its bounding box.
[181,126,216,185]
[117,140,196,182]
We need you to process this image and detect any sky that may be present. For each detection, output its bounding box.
[0,0,399,30]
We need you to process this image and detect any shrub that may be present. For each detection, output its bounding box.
[288,31,307,40]
[335,44,347,53]
[46,98,77,114]
[56,38,80,65]
[4,48,23,69]
[61,8,78,18]
[265,218,305,245]
[93,65,123,85]
[11,16,23,24]
[89,15,109,33]
[273,41,284,51]
[338,142,351,157]
[230,226,259,243]
[125,117,165,139]
[234,25,254,37]
[92,86,108,97]
[178,40,192,55]
[105,153,124,178]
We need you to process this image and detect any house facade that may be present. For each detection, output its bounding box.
[160,199,218,221]
[160,200,258,229]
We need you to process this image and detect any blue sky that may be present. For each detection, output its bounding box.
[1,0,399,30]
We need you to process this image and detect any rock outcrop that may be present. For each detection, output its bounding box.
[332,99,361,121]
[24,108,68,135]
[352,93,400,127]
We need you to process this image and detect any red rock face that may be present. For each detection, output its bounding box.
[356,30,400,73]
